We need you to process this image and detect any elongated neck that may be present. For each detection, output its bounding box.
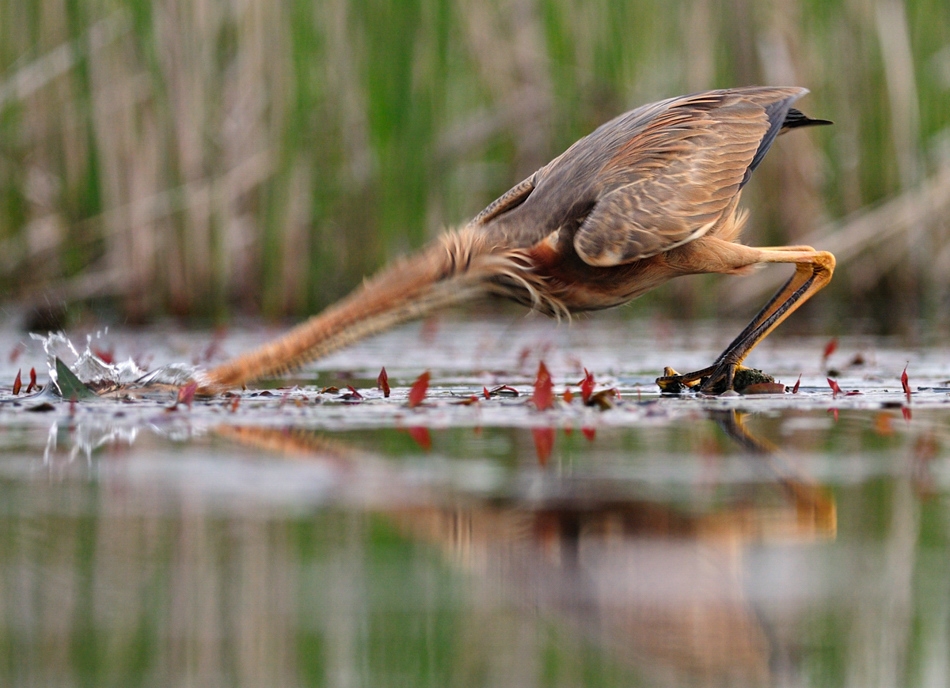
[199,228,509,392]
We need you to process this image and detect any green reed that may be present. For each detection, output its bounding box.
[0,0,948,328]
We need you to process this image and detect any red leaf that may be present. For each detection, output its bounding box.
[822,338,838,361]
[377,367,390,397]
[791,374,801,394]
[12,369,21,395]
[827,377,842,397]
[901,365,911,400]
[562,388,574,403]
[407,426,432,450]
[579,368,595,403]
[532,427,555,466]
[177,381,198,408]
[408,371,430,407]
[92,347,114,365]
[27,367,37,393]
[346,385,364,400]
[483,386,491,399]
[581,427,596,442]
[532,361,554,411]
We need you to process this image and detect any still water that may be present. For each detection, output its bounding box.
[0,313,948,687]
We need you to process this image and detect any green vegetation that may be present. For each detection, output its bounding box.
[0,0,948,329]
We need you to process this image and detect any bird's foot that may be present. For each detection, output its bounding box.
[656,365,775,395]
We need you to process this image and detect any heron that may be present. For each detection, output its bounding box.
[200,86,834,395]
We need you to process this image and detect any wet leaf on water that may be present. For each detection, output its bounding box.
[12,369,21,395]
[486,384,519,397]
[177,381,198,408]
[408,371,430,408]
[579,369,595,403]
[901,365,911,400]
[55,358,95,400]
[346,385,363,400]
[482,386,490,399]
[407,426,431,450]
[532,361,554,411]
[377,367,390,397]
[827,377,842,397]
[562,388,574,403]
[532,427,555,466]
[26,367,37,393]
[320,386,339,394]
[453,395,480,406]
[791,374,801,394]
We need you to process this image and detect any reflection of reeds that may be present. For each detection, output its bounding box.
[1,0,948,328]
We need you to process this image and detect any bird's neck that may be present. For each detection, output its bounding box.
[198,227,542,392]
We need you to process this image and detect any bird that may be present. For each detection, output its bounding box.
[199,86,835,395]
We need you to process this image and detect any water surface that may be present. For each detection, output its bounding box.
[1,314,948,687]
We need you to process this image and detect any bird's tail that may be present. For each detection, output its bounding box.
[197,227,556,393]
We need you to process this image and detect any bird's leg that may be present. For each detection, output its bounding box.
[657,247,835,394]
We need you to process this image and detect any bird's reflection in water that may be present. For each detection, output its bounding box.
[218,411,836,684]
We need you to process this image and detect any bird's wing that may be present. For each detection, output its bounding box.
[572,93,779,267]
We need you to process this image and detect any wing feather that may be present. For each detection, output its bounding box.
[574,98,771,266]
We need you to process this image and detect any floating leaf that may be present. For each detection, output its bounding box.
[482,386,491,399]
[12,369,21,395]
[486,384,519,397]
[791,374,801,394]
[826,377,842,397]
[532,427,555,466]
[177,381,198,408]
[377,367,390,397]
[579,369,595,403]
[532,361,554,411]
[408,371,430,407]
[26,367,37,393]
[346,385,364,400]
[901,365,911,400]
[55,358,95,400]
[562,388,574,403]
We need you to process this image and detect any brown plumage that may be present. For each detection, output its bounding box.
[200,86,835,395]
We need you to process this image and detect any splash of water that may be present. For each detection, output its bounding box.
[28,331,196,388]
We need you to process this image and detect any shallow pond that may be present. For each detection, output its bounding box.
[1,313,948,687]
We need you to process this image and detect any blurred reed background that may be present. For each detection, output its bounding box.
[0,0,948,332]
